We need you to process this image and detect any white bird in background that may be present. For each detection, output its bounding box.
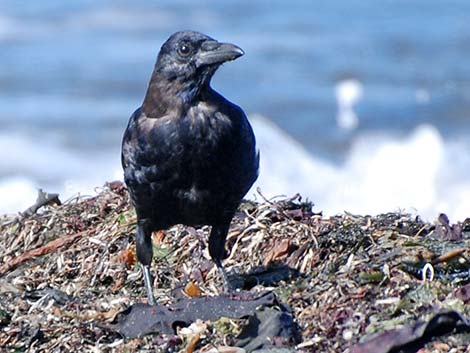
[335,79,363,130]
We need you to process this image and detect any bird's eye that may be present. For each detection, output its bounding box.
[178,43,191,57]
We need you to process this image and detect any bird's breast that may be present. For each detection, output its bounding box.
[122,101,256,226]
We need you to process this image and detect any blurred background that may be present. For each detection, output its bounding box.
[1,0,469,220]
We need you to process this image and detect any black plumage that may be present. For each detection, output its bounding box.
[121,31,259,304]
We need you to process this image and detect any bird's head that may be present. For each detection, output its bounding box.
[153,31,244,101]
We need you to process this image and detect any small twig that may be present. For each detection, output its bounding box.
[255,187,302,221]
[431,248,466,265]
[256,187,300,205]
[1,190,62,242]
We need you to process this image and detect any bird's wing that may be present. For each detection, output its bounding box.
[121,107,141,171]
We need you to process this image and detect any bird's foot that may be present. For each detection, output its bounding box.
[217,263,238,294]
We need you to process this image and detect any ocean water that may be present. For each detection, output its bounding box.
[1,0,470,221]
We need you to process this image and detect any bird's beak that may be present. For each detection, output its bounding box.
[196,40,244,67]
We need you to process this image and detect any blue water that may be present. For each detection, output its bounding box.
[1,0,470,219]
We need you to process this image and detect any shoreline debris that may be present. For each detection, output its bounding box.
[1,183,470,352]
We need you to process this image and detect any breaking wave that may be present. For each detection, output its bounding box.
[250,115,470,221]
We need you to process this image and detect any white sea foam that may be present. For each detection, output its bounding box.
[0,118,468,222]
[250,114,470,221]
[0,177,38,214]
[0,133,122,215]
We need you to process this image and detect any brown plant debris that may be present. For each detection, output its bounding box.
[1,182,470,352]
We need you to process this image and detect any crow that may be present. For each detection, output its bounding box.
[121,31,259,305]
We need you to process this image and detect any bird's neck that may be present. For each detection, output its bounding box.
[142,71,211,118]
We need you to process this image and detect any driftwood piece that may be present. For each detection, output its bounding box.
[0,230,87,276]
[21,189,61,217]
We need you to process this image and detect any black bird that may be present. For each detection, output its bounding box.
[121,31,259,305]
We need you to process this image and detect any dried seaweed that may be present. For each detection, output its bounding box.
[1,183,470,352]
[108,292,277,338]
[351,311,470,353]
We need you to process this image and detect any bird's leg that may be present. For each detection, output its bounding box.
[141,264,156,305]
[214,258,234,292]
[209,223,234,293]
[136,219,156,305]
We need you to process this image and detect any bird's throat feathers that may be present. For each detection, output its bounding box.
[142,66,216,119]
